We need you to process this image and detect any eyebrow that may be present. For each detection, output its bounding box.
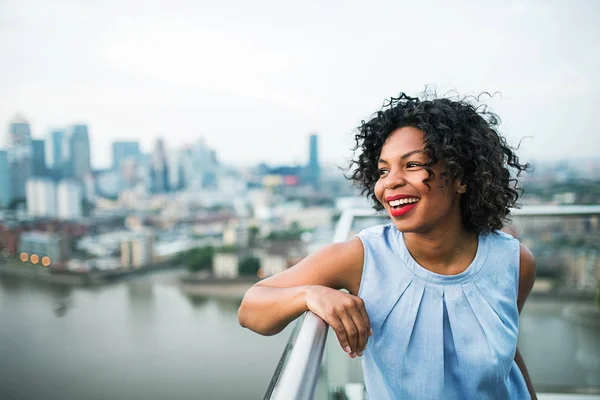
[378,149,425,164]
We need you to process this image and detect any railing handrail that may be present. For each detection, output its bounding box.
[268,208,361,399]
[267,205,600,400]
[270,312,328,400]
[511,205,600,216]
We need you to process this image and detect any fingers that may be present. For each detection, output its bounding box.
[331,297,371,358]
[328,315,353,355]
[347,306,368,356]
[355,297,371,335]
[319,293,372,358]
[339,311,359,357]
[354,296,372,354]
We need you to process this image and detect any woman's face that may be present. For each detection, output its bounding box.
[374,126,465,234]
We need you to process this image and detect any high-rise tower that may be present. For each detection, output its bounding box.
[307,133,320,189]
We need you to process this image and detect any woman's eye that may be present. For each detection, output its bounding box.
[406,162,422,169]
[378,169,389,176]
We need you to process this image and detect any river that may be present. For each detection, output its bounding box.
[0,271,290,400]
[0,271,598,399]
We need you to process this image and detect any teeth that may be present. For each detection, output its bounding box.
[388,198,419,207]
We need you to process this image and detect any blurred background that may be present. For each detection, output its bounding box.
[0,0,599,399]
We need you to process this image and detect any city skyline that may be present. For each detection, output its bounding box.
[0,114,334,170]
[0,114,327,207]
[2,113,600,173]
[1,1,599,168]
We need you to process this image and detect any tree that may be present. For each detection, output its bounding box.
[185,246,214,273]
[248,226,260,247]
[238,256,261,276]
[265,223,305,241]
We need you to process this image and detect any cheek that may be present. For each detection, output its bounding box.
[374,179,385,203]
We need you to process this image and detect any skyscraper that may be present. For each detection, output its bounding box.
[307,133,320,189]
[7,114,33,201]
[46,129,66,176]
[112,141,141,171]
[8,114,32,149]
[0,150,10,207]
[67,125,91,181]
[26,177,57,218]
[31,139,47,176]
[57,180,82,220]
[166,149,183,191]
[186,138,219,190]
[150,138,169,194]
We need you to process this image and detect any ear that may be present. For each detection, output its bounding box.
[456,179,467,194]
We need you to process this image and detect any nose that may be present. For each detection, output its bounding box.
[384,169,406,190]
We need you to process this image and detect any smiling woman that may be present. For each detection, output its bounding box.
[374,126,466,233]
[350,93,529,235]
[239,90,539,399]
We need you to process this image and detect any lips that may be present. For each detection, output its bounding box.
[389,202,417,217]
[384,194,419,218]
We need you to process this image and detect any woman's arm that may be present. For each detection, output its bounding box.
[516,244,537,400]
[238,238,370,357]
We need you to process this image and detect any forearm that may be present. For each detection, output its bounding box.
[515,347,537,400]
[238,285,310,336]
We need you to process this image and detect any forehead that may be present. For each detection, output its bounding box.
[379,127,425,158]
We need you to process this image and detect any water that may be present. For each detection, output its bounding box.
[0,272,291,400]
[1,272,599,399]
[518,299,600,392]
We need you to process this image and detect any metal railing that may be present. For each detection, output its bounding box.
[266,205,600,400]
[268,312,328,400]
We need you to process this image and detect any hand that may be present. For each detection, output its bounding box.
[305,285,372,358]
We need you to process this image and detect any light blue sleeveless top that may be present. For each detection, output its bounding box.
[356,224,530,400]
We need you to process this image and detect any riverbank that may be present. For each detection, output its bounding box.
[180,275,259,299]
[0,261,90,284]
[180,282,254,299]
[0,259,260,298]
[0,259,186,286]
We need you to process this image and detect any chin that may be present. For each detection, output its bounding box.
[387,216,428,234]
[389,219,417,233]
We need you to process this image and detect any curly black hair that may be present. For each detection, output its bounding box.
[347,91,529,234]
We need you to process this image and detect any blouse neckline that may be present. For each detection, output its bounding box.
[394,227,490,285]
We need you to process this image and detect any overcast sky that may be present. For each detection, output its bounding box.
[1,0,599,169]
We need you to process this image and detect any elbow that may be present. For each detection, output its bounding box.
[238,293,281,336]
[238,311,280,336]
[237,294,251,329]
[237,300,251,329]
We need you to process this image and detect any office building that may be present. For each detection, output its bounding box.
[121,233,154,269]
[112,141,141,170]
[0,150,10,207]
[183,139,219,190]
[306,134,320,189]
[65,124,91,181]
[19,231,70,265]
[31,139,47,176]
[46,129,66,176]
[26,177,57,218]
[57,180,82,220]
[7,114,33,201]
[166,149,183,191]
[150,138,169,194]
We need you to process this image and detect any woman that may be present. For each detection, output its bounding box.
[238,92,537,399]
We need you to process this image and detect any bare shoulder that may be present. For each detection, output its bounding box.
[517,243,536,313]
[255,237,365,294]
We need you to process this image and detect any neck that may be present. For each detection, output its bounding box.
[403,224,478,272]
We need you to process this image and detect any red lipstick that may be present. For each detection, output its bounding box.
[389,203,417,217]
[384,194,417,203]
[384,193,419,218]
